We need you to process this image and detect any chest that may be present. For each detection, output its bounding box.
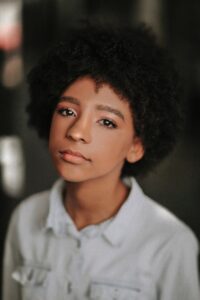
[14,233,157,300]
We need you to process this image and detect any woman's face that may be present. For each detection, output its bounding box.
[49,77,143,183]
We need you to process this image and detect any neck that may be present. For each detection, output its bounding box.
[63,175,129,230]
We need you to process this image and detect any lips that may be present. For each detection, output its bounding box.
[59,149,90,163]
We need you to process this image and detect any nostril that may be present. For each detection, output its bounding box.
[66,124,92,144]
[66,129,89,144]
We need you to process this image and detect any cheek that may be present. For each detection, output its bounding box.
[49,130,61,155]
[49,118,65,146]
[94,132,133,162]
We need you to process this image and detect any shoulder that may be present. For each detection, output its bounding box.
[18,189,50,215]
[145,195,197,241]
[142,196,199,260]
[127,178,199,280]
[8,189,51,237]
[129,178,199,249]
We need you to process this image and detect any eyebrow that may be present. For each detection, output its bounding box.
[60,96,80,105]
[59,96,125,121]
[96,104,124,121]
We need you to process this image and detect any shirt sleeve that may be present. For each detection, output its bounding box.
[2,207,22,300]
[156,229,200,300]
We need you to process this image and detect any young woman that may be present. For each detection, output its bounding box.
[3,24,200,300]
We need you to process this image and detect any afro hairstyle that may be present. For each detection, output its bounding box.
[26,23,181,177]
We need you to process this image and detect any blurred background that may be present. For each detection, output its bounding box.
[0,0,200,296]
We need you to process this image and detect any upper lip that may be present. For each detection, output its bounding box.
[59,149,90,161]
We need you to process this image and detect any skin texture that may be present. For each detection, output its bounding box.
[49,77,144,228]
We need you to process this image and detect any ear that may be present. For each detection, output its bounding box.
[126,137,144,164]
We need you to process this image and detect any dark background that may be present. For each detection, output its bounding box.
[1,0,200,297]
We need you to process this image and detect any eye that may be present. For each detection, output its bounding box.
[57,107,77,117]
[99,119,117,129]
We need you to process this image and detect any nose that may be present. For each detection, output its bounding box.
[66,115,92,144]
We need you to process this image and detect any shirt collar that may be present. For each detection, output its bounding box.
[45,177,145,245]
[45,178,75,235]
[102,177,146,247]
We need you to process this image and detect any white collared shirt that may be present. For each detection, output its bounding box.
[3,177,200,300]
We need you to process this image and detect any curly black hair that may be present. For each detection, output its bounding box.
[26,23,181,177]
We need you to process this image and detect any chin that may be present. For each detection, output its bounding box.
[55,165,89,183]
[62,175,87,183]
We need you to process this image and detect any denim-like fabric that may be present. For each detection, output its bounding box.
[3,177,200,300]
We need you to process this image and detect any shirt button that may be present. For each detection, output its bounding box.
[77,239,81,248]
[67,281,72,293]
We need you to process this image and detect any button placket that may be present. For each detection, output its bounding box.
[64,238,85,298]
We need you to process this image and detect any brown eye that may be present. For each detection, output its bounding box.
[57,108,77,117]
[99,119,117,129]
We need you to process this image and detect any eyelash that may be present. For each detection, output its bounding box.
[99,119,117,129]
[57,107,77,117]
[56,107,117,129]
